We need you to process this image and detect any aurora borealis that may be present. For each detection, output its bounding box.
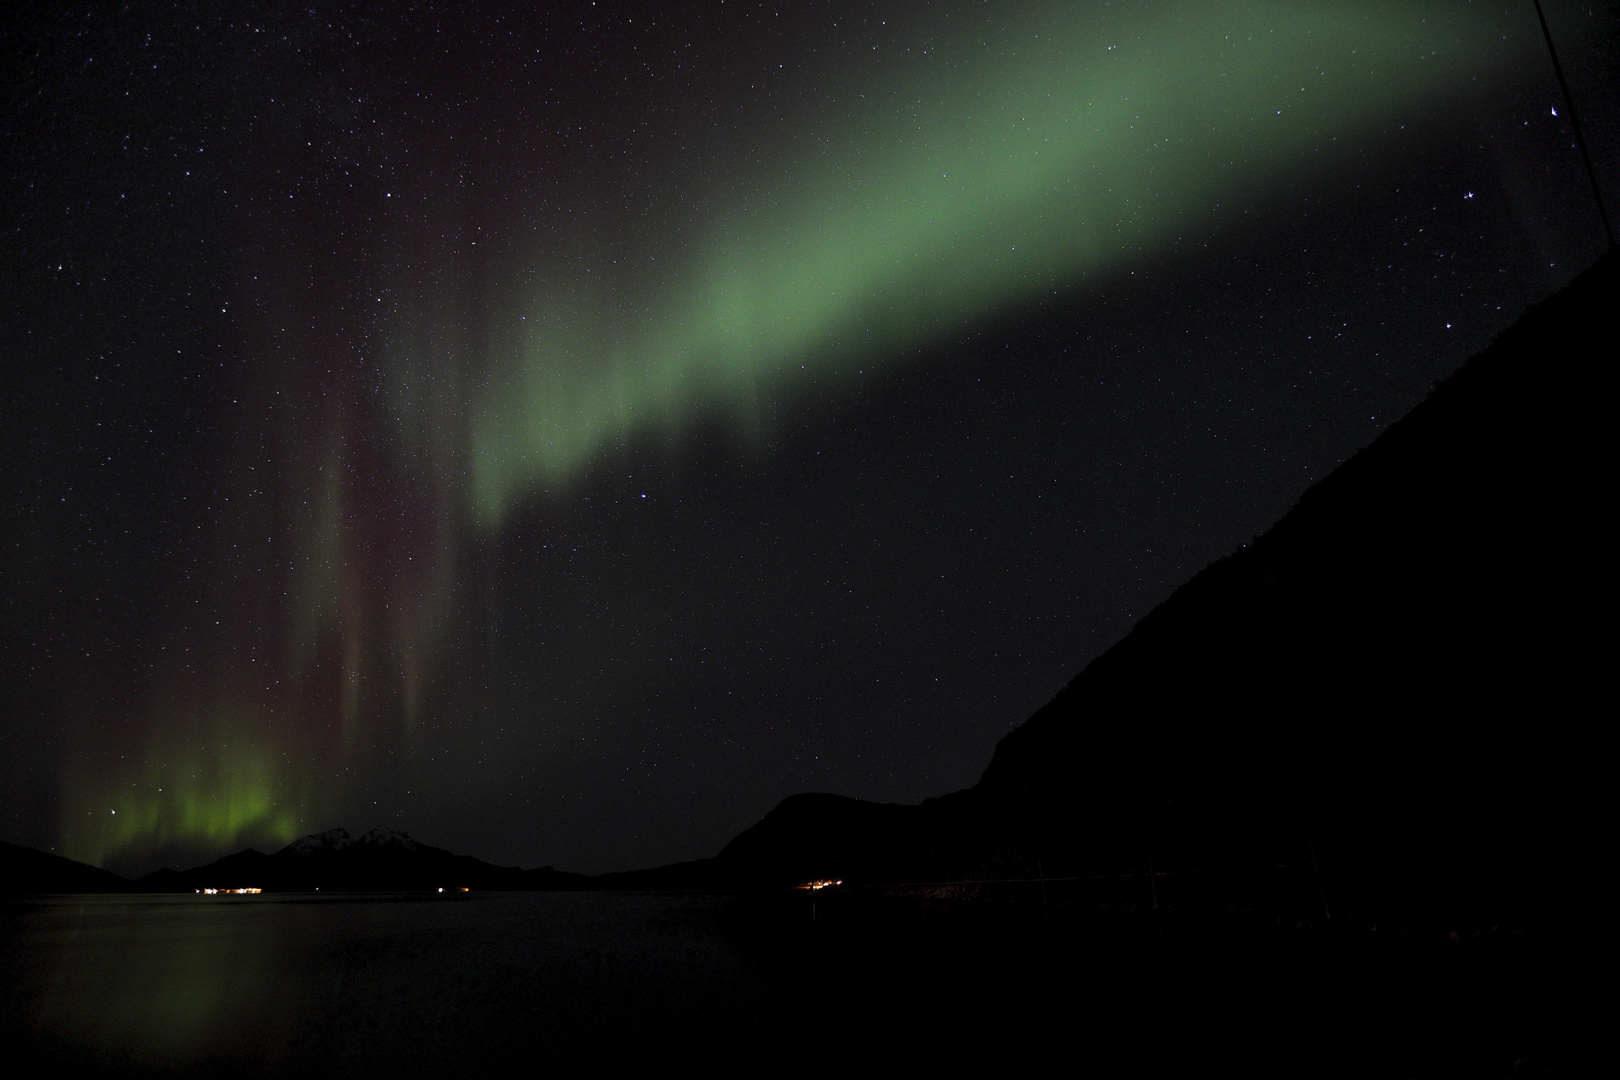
[3,1,1616,875]
[467,2,1521,520]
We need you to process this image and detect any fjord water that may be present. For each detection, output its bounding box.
[7,890,1022,1074]
[6,892,784,1074]
[2,891,1590,1076]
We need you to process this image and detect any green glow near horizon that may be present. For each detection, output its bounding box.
[62,704,310,868]
[462,2,1524,527]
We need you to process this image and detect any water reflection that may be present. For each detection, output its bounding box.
[21,894,305,1066]
[4,891,1578,1076]
[7,892,786,1074]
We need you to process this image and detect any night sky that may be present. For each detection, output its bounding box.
[3,1,1615,877]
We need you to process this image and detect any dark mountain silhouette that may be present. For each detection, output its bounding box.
[0,840,131,893]
[129,827,593,892]
[0,827,591,893]
[610,251,1614,921]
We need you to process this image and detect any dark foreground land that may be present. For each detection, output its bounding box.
[1,889,1603,1078]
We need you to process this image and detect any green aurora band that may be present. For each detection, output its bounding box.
[64,1,1539,866]
[63,703,310,870]
[459,1,1528,526]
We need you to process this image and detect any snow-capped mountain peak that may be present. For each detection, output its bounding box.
[356,827,420,851]
[281,828,354,856]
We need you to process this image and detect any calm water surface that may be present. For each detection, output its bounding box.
[2,891,1591,1077]
[2,891,1074,1075]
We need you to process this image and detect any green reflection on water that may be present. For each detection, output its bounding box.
[23,896,297,1068]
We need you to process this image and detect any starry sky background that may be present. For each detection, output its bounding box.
[2,1,1615,877]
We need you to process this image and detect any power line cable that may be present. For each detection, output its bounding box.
[1534,0,1617,252]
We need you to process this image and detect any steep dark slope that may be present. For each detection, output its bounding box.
[0,840,130,893]
[978,250,1611,868]
[707,251,1614,910]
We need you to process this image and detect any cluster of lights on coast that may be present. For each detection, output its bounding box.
[190,886,472,894]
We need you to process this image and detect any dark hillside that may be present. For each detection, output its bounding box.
[132,827,593,892]
[0,841,130,893]
[973,250,1612,902]
[716,251,1615,919]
